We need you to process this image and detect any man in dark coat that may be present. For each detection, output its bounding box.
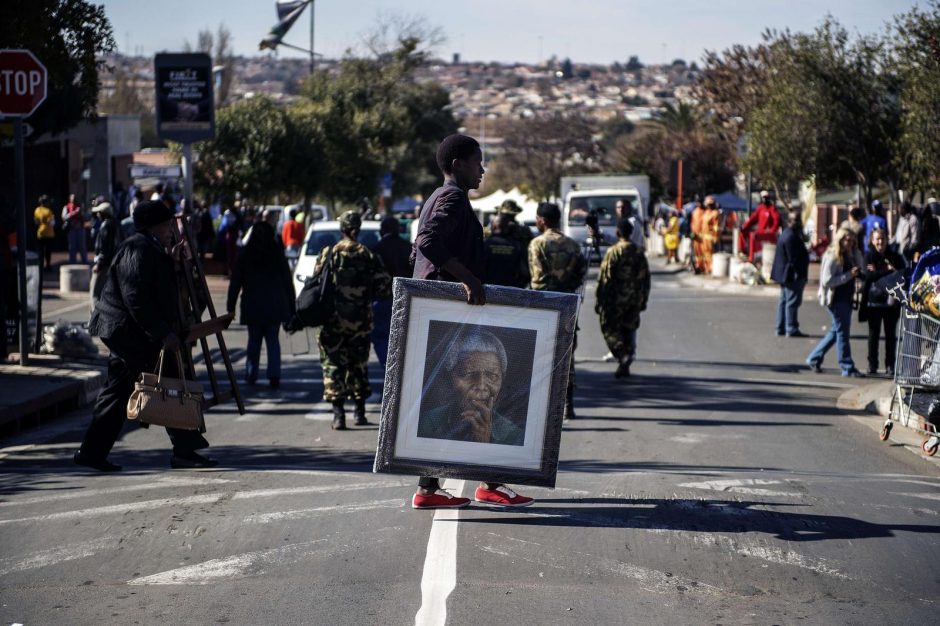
[410,133,534,510]
[75,201,214,472]
[370,215,413,367]
[770,209,810,337]
[89,201,122,311]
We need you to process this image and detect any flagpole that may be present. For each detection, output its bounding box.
[309,0,315,74]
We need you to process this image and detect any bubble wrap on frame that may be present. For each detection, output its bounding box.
[373,278,580,487]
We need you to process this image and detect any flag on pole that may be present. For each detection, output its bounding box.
[276,0,307,20]
[260,0,310,51]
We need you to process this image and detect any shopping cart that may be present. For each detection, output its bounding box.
[881,303,940,456]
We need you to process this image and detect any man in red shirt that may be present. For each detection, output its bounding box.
[741,190,781,263]
[61,193,88,264]
[281,208,305,257]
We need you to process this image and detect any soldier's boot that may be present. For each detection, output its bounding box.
[354,399,369,426]
[615,358,631,379]
[331,400,347,431]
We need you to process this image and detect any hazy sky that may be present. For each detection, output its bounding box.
[101,0,920,65]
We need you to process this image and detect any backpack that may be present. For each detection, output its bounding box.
[292,246,335,329]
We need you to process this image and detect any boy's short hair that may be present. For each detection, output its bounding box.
[536,202,561,225]
[436,134,480,174]
[618,217,634,238]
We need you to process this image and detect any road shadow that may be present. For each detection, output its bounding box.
[451,496,940,542]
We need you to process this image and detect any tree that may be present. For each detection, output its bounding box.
[2,0,115,137]
[697,18,901,206]
[99,62,160,148]
[893,1,940,194]
[192,96,292,201]
[299,35,457,207]
[489,114,601,201]
[184,24,236,105]
[625,55,644,72]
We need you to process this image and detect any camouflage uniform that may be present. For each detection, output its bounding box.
[316,235,391,402]
[529,228,587,293]
[596,239,651,360]
[529,227,587,417]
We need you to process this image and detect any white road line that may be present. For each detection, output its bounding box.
[892,492,940,502]
[244,499,403,523]
[415,479,465,626]
[127,539,329,585]
[0,536,116,577]
[0,476,233,508]
[0,482,395,525]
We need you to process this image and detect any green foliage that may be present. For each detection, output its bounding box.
[193,96,293,201]
[699,17,900,205]
[190,35,456,207]
[893,1,940,193]
[1,0,116,137]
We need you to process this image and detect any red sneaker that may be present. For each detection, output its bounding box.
[412,489,471,510]
[474,485,534,508]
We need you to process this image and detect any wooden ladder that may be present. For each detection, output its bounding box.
[175,214,245,414]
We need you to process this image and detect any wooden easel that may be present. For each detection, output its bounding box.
[174,214,245,414]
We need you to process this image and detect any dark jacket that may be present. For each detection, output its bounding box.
[90,232,179,349]
[859,248,904,321]
[226,247,295,326]
[484,234,528,287]
[770,226,810,286]
[412,180,485,282]
[94,216,121,268]
[372,233,414,280]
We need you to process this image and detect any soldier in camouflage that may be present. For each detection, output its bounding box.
[316,210,391,430]
[529,202,587,419]
[596,217,651,379]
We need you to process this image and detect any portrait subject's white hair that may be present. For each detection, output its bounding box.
[444,329,508,374]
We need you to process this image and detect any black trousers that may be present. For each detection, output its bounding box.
[867,307,900,371]
[79,337,208,460]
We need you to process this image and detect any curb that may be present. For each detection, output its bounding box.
[837,380,940,467]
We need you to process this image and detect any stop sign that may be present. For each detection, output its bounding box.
[0,49,47,117]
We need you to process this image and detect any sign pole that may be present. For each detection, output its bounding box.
[13,117,29,365]
[181,142,193,213]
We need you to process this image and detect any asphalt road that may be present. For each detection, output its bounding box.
[1,260,939,625]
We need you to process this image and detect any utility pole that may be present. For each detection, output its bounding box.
[309,0,315,73]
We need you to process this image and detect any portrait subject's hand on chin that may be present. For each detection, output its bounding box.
[459,398,493,443]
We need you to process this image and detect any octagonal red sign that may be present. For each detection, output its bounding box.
[0,49,48,117]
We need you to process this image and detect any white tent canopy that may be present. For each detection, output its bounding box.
[470,187,540,225]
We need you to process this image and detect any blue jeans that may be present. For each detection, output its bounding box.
[246,323,281,382]
[371,299,392,368]
[776,279,805,335]
[807,300,855,374]
[67,226,87,264]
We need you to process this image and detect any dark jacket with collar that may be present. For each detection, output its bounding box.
[770,226,810,286]
[372,232,414,280]
[412,180,485,282]
[226,246,295,326]
[90,232,180,350]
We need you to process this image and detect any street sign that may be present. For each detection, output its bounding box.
[154,53,215,143]
[130,164,183,179]
[0,121,33,138]
[0,49,47,117]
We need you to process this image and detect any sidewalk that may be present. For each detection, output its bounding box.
[0,353,105,436]
[838,380,940,467]
[655,254,821,299]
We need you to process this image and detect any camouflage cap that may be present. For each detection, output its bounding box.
[498,199,522,215]
[339,210,362,230]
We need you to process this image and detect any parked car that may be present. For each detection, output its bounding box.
[292,220,383,296]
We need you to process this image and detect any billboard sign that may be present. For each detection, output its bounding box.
[154,53,215,143]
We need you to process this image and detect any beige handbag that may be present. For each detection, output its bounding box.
[127,349,205,431]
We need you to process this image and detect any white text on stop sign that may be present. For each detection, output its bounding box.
[0,69,43,96]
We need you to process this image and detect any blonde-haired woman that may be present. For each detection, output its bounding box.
[806,227,866,377]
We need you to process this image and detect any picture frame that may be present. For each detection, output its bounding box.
[374,278,579,487]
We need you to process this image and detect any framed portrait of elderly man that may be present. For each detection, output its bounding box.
[374,278,579,487]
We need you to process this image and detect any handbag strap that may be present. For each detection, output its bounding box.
[154,348,186,385]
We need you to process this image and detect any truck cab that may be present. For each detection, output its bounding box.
[562,187,644,254]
